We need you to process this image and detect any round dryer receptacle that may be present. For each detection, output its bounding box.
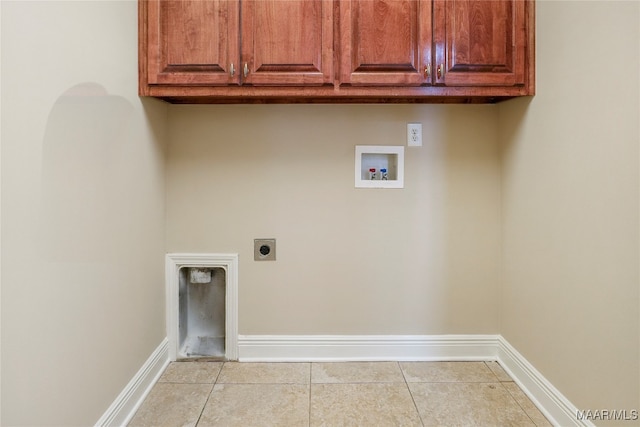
[254,238,276,261]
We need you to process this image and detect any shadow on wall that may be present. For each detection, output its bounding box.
[40,82,134,262]
[497,96,533,160]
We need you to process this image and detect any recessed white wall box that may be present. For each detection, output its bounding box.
[166,253,238,361]
[355,145,404,188]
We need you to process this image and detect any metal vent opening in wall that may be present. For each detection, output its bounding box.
[166,254,239,361]
[178,266,226,359]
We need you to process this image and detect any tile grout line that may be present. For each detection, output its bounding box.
[501,381,545,427]
[399,361,426,427]
[485,361,543,426]
[193,361,224,427]
[308,363,313,427]
[504,384,539,426]
[483,360,503,382]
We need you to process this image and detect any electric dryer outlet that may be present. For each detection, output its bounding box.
[254,239,276,261]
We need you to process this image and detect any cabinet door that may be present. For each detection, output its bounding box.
[433,0,526,86]
[145,0,240,85]
[241,0,333,86]
[339,0,432,86]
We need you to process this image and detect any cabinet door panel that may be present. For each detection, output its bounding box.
[241,0,333,86]
[147,0,240,85]
[340,0,432,86]
[434,0,525,86]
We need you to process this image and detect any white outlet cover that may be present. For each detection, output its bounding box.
[407,123,422,147]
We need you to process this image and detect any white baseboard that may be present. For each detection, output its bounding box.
[95,338,169,427]
[238,334,500,361]
[99,334,591,427]
[497,336,594,427]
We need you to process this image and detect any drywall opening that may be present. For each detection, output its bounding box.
[166,253,238,361]
[178,267,226,359]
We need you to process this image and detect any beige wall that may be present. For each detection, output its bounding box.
[2,0,638,425]
[166,104,501,335]
[1,1,167,425]
[498,1,640,424]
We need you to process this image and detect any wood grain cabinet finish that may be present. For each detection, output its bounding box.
[144,0,240,86]
[242,0,333,86]
[339,0,432,86]
[139,0,534,103]
[433,0,527,87]
[142,0,332,87]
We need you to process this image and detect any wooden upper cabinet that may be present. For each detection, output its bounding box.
[433,0,527,87]
[145,0,240,86]
[139,0,534,102]
[241,0,334,86]
[339,0,432,86]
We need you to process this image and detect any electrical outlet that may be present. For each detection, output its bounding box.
[254,239,276,261]
[407,123,422,146]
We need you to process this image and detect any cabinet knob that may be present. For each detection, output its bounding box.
[425,64,431,79]
[243,63,249,78]
[230,63,235,77]
[437,64,444,79]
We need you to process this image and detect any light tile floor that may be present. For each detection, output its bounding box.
[128,361,552,427]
